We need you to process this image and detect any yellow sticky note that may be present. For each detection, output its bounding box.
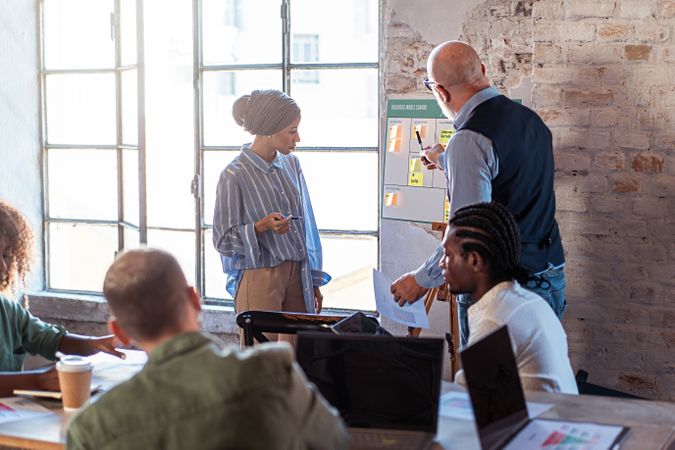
[384,192,398,207]
[409,158,422,172]
[444,197,451,222]
[413,124,427,139]
[439,129,455,146]
[389,124,401,139]
[388,139,400,153]
[408,172,424,186]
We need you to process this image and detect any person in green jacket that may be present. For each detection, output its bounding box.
[67,248,350,450]
[0,199,123,396]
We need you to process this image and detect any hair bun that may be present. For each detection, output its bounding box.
[232,95,251,127]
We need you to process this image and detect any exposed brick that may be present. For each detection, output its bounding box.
[614,131,651,150]
[631,152,665,173]
[532,66,622,85]
[532,1,563,19]
[659,0,675,17]
[562,88,615,107]
[531,84,562,105]
[538,107,591,127]
[556,173,609,193]
[591,150,626,171]
[533,20,596,43]
[588,193,628,214]
[632,196,671,218]
[554,127,611,149]
[565,43,625,65]
[590,108,627,128]
[663,47,675,63]
[596,22,635,41]
[637,108,670,130]
[654,133,675,150]
[624,45,653,61]
[643,175,675,196]
[635,21,671,41]
[533,43,562,65]
[612,175,640,193]
[565,0,616,18]
[617,0,658,19]
[630,241,670,263]
[626,67,672,86]
[555,152,592,175]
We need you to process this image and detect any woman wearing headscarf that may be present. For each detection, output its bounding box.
[213,90,330,340]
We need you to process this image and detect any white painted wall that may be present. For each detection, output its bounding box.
[0,0,43,292]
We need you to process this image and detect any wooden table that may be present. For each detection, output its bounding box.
[1,360,674,450]
[0,350,147,450]
[434,384,675,449]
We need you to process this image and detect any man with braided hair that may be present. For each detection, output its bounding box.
[442,202,577,394]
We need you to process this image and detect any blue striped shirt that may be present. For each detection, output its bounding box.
[213,145,330,312]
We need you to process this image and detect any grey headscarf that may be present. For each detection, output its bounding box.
[232,89,300,136]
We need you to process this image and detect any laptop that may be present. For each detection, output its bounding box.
[296,332,444,450]
[461,325,630,450]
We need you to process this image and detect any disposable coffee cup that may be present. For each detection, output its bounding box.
[56,355,93,411]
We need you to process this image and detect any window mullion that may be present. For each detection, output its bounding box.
[194,0,205,295]
[281,0,291,94]
[114,0,124,252]
[137,0,148,244]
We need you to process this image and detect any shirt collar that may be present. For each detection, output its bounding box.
[147,331,219,367]
[241,144,284,173]
[453,86,500,129]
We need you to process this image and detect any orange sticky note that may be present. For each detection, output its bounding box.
[384,192,398,207]
[389,124,401,139]
[388,139,400,152]
[413,124,427,139]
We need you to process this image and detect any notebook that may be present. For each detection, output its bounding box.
[296,332,444,450]
[460,325,630,450]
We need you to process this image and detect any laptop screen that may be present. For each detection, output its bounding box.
[460,325,529,450]
[296,332,444,432]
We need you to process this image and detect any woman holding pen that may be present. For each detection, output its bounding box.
[213,89,330,342]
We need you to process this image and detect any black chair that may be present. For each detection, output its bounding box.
[575,370,645,399]
[236,310,348,346]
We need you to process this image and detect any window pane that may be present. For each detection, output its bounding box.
[120,0,137,66]
[145,0,194,228]
[294,151,377,231]
[48,223,117,292]
[121,70,138,145]
[291,0,378,64]
[202,0,281,65]
[48,149,117,220]
[43,0,115,69]
[147,230,196,286]
[203,151,239,227]
[46,74,116,145]
[123,226,140,250]
[204,229,230,299]
[321,235,377,311]
[203,70,282,146]
[291,69,378,147]
[122,149,139,225]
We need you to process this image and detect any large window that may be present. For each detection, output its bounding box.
[39,0,379,311]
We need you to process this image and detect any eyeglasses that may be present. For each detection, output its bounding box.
[423,78,439,91]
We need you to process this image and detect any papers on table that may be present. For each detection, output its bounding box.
[88,349,148,392]
[439,391,553,421]
[504,419,628,450]
[373,269,430,329]
[0,397,54,425]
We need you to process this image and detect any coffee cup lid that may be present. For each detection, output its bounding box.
[56,355,93,373]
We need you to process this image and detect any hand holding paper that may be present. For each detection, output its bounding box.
[373,269,429,329]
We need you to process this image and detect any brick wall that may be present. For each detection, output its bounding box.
[384,0,674,399]
[532,0,675,399]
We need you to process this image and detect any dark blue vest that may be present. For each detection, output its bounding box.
[456,95,564,272]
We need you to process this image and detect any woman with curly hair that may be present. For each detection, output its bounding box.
[0,199,123,395]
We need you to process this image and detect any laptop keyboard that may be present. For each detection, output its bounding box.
[349,429,431,449]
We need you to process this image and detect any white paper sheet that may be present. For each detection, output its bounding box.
[439,391,553,421]
[504,419,627,450]
[0,397,54,425]
[373,269,430,329]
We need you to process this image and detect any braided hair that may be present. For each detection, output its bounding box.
[449,202,531,285]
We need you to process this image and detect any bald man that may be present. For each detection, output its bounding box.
[391,41,566,347]
[67,249,348,450]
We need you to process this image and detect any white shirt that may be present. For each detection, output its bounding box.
[455,281,578,395]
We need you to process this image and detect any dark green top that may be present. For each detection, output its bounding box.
[0,295,66,371]
[66,332,349,450]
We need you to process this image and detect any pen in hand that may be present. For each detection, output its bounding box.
[416,130,434,168]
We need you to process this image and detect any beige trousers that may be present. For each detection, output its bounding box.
[235,260,306,346]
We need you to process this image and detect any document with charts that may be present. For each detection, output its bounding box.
[0,397,53,425]
[373,268,429,329]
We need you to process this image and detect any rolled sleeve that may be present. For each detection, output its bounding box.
[413,244,445,289]
[311,270,331,287]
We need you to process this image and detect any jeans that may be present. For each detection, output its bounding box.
[456,266,567,347]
